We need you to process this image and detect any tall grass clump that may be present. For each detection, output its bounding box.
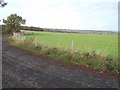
[104,57,118,72]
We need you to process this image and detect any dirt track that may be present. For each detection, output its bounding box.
[2,36,119,88]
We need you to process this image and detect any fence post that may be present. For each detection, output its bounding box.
[72,40,75,52]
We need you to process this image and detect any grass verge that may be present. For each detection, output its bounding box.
[9,36,119,73]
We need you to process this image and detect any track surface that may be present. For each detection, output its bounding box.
[2,36,119,88]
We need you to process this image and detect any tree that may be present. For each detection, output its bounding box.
[3,13,26,34]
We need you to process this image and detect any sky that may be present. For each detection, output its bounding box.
[0,0,119,31]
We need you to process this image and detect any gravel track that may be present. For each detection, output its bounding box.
[2,36,119,88]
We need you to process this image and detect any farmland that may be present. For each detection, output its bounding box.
[21,30,118,58]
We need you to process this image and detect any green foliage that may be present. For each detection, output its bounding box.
[3,14,26,33]
[82,52,89,58]
[105,57,117,72]
[2,25,8,34]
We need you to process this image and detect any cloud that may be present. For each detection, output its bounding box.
[0,0,118,31]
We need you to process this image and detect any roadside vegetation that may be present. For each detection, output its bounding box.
[21,30,118,58]
[3,13,119,73]
[9,32,119,73]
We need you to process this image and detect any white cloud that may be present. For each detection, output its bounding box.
[0,0,118,31]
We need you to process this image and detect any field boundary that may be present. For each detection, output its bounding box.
[9,44,120,78]
[9,35,119,73]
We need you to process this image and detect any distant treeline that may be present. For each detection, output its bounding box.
[42,28,118,35]
[21,26,118,35]
[1,25,44,34]
[1,25,119,35]
[21,26,44,31]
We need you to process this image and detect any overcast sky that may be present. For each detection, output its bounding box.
[0,0,119,31]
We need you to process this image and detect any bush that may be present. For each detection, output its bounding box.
[105,57,117,71]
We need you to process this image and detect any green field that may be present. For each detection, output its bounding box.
[21,30,118,58]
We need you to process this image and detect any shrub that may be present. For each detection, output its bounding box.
[105,57,117,71]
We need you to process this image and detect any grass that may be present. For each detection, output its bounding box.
[21,30,118,58]
[9,31,119,73]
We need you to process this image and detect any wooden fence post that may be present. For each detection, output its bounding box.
[72,40,75,52]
